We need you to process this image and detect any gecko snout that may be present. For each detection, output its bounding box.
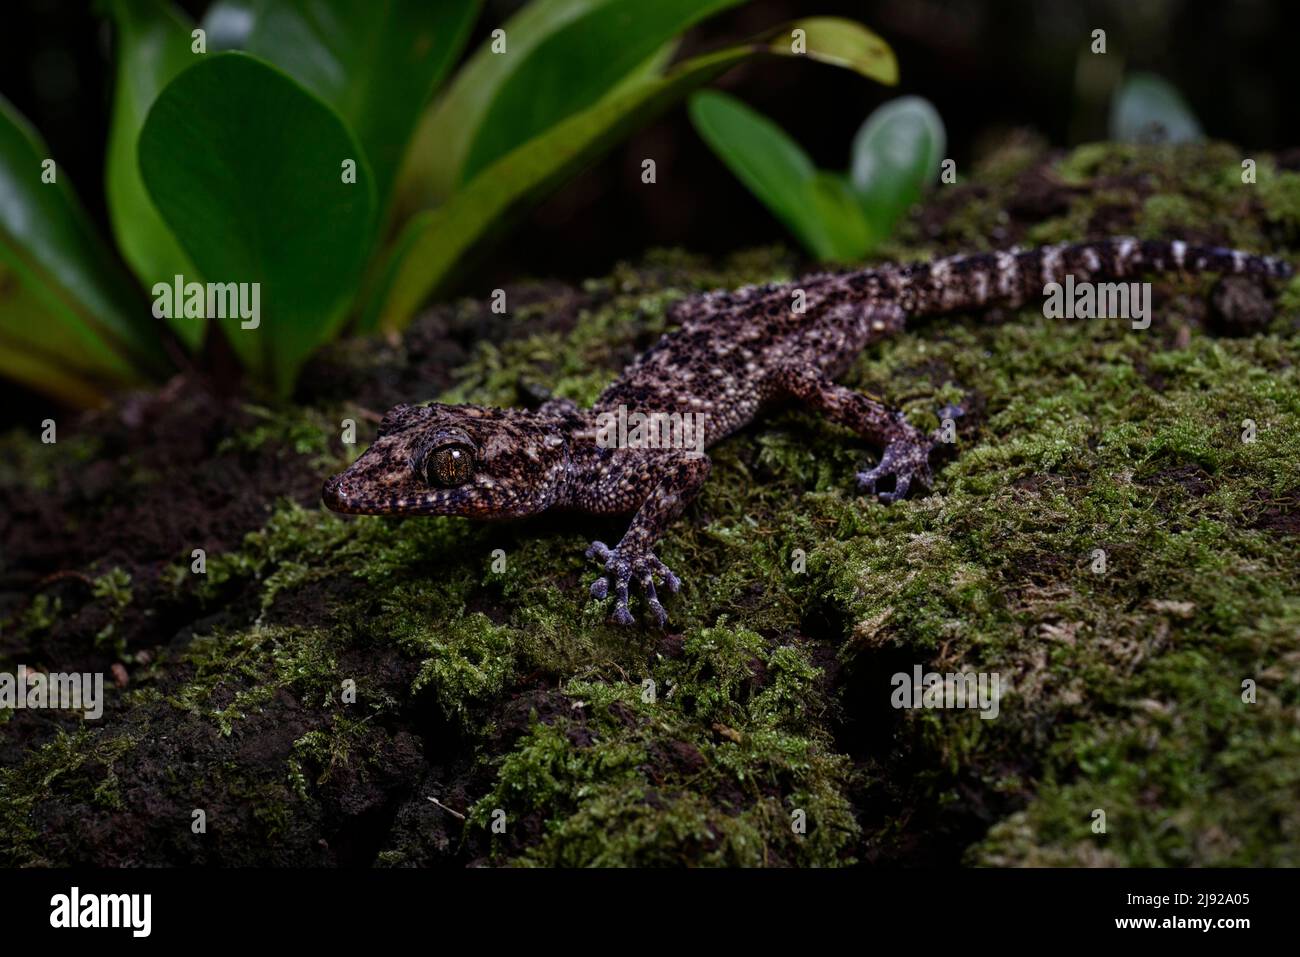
[321,474,350,512]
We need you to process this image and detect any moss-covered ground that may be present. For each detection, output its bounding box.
[1,140,1297,866]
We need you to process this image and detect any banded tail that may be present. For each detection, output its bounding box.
[887,237,1293,316]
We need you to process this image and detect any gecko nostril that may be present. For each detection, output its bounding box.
[322,475,347,510]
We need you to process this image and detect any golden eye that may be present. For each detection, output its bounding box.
[424,444,475,487]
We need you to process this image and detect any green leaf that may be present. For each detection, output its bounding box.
[0,96,166,405]
[689,90,867,261]
[138,53,376,395]
[1109,72,1204,145]
[395,0,744,210]
[244,0,480,212]
[849,95,945,245]
[104,0,203,349]
[370,17,897,331]
[810,172,873,259]
[770,16,897,84]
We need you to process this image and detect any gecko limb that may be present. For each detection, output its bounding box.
[583,453,709,627]
[773,363,936,502]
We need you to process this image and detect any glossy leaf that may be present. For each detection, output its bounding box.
[0,96,166,405]
[1109,72,1204,145]
[104,0,203,348]
[849,95,945,245]
[245,0,480,210]
[370,17,897,330]
[139,53,376,394]
[396,0,743,210]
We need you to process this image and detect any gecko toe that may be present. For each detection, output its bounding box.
[643,579,668,628]
[585,541,613,562]
[856,432,932,503]
[856,466,881,493]
[648,557,681,593]
[584,541,679,627]
[646,598,668,628]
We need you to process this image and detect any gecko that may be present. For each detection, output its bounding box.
[323,238,1292,626]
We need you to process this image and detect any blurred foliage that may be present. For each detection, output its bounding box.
[0,0,893,403]
[1109,72,1204,146]
[690,91,944,260]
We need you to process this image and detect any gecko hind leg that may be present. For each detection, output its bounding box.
[773,364,943,502]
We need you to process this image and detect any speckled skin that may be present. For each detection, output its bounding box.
[323,238,1292,625]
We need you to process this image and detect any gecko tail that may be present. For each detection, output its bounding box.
[1060,237,1294,281]
[897,237,1293,316]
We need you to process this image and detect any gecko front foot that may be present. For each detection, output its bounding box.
[856,424,936,503]
[585,541,681,627]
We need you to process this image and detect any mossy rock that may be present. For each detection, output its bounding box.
[2,140,1298,867]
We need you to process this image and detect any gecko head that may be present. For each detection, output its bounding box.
[322,403,571,518]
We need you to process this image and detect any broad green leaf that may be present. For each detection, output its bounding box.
[245,0,479,211]
[139,53,376,395]
[0,96,166,405]
[849,95,945,245]
[366,18,893,331]
[395,0,743,210]
[104,0,203,349]
[1110,72,1203,145]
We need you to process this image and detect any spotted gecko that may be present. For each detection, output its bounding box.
[323,238,1292,625]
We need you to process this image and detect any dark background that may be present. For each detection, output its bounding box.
[1,0,1296,291]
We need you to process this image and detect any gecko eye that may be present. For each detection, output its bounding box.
[422,442,476,487]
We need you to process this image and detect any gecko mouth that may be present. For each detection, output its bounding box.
[321,473,427,514]
[321,472,485,516]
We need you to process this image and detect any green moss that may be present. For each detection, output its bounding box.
[216,402,338,467]
[406,611,516,724]
[1139,193,1199,237]
[1258,167,1300,234]
[90,568,134,659]
[0,729,136,866]
[0,427,100,493]
[469,627,857,866]
[167,624,343,726]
